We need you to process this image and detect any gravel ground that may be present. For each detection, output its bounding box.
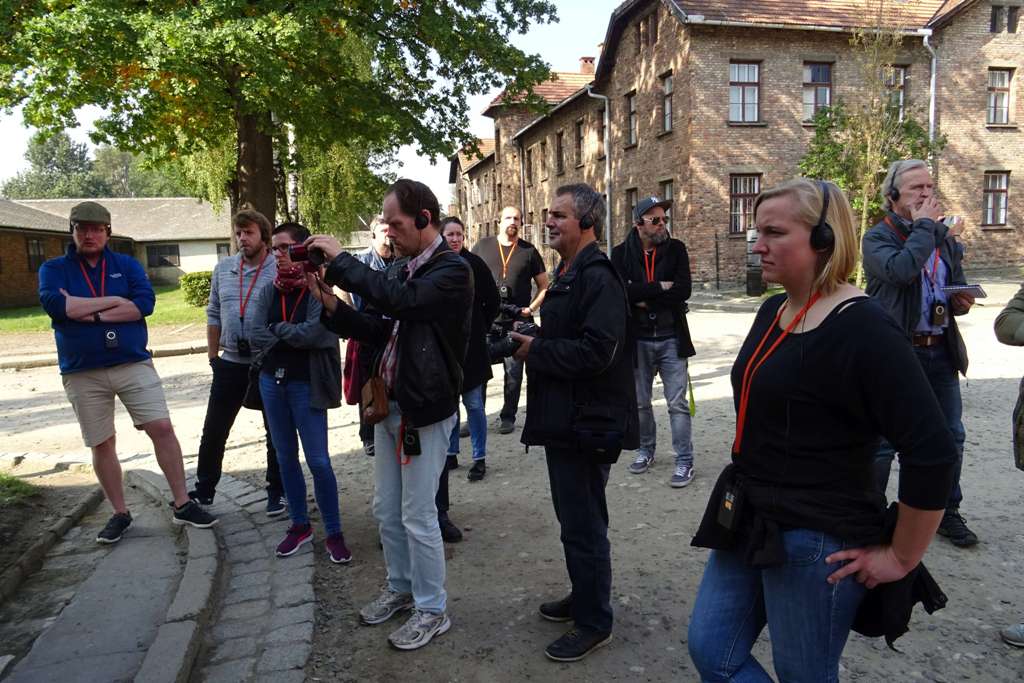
[1,301,1022,681]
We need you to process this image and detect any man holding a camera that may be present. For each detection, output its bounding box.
[306,179,472,651]
[863,159,978,547]
[39,201,216,543]
[510,184,638,662]
[472,206,548,434]
[191,209,285,512]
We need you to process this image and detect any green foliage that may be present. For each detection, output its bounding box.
[92,145,188,197]
[179,271,212,308]
[1,131,110,198]
[0,472,38,508]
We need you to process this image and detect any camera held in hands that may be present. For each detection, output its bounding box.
[287,244,326,272]
[488,321,540,362]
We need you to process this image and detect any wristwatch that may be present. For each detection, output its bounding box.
[93,312,102,323]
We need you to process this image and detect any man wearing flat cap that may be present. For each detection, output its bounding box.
[611,196,696,488]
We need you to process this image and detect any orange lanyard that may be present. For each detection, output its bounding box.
[883,216,940,285]
[733,292,822,455]
[642,248,657,283]
[238,252,268,322]
[279,287,308,323]
[497,240,517,280]
[78,257,106,298]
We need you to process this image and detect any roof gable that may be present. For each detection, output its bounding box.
[483,72,594,117]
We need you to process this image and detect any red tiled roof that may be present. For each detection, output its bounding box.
[458,138,495,171]
[927,0,981,27]
[484,72,593,113]
[674,0,949,30]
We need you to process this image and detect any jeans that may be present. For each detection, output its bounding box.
[545,448,613,633]
[374,403,456,613]
[195,357,282,498]
[634,337,694,467]
[447,384,487,460]
[500,356,525,423]
[688,529,867,682]
[259,375,341,535]
[874,344,965,510]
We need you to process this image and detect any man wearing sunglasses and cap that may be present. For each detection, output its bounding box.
[611,195,696,488]
[38,201,217,544]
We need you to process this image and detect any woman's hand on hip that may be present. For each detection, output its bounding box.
[825,545,914,589]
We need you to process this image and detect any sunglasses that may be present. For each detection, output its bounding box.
[639,216,669,226]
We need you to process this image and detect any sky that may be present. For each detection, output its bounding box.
[0,1,618,207]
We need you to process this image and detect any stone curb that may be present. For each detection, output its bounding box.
[0,343,208,371]
[688,300,762,314]
[127,469,223,683]
[0,484,105,607]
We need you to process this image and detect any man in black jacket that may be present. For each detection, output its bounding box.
[511,183,638,663]
[306,179,472,651]
[611,196,696,487]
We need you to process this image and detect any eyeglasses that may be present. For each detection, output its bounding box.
[272,244,294,253]
[639,216,669,226]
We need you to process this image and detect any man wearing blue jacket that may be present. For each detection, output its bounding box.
[39,201,216,544]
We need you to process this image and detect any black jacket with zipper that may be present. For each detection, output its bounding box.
[521,241,639,462]
[610,230,695,357]
[321,241,473,428]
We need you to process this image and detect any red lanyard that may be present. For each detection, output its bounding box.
[280,287,308,323]
[733,292,822,455]
[77,257,106,298]
[238,252,268,321]
[396,416,411,466]
[497,240,517,280]
[642,248,657,283]
[883,216,940,285]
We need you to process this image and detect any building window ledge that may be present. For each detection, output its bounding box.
[727,232,747,239]
[986,123,1018,130]
[981,224,1014,231]
[657,129,674,138]
[575,162,585,169]
[801,122,817,128]
[623,143,638,151]
[728,121,767,127]
[555,169,565,177]
[597,153,607,160]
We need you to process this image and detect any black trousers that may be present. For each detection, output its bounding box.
[194,358,282,498]
[500,355,525,422]
[545,448,613,633]
[436,456,455,515]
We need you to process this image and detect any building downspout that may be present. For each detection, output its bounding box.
[923,31,937,143]
[586,85,612,252]
[517,138,527,225]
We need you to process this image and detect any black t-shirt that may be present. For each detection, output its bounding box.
[726,294,957,543]
[262,288,310,383]
[472,236,545,307]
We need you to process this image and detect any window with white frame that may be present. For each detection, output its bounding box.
[730,174,761,235]
[988,69,1012,124]
[884,65,908,120]
[983,172,1009,226]
[802,63,832,121]
[660,179,674,221]
[661,72,674,132]
[729,62,760,122]
[626,92,638,145]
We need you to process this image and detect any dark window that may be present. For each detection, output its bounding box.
[597,108,606,157]
[217,243,230,261]
[636,21,643,54]
[626,188,638,223]
[992,5,1005,32]
[884,65,908,120]
[660,179,674,220]
[802,62,832,121]
[730,62,760,122]
[626,92,638,145]
[1010,7,1020,32]
[26,238,45,272]
[525,147,534,186]
[540,140,548,180]
[988,69,1012,124]
[661,72,674,132]
[574,119,584,165]
[555,131,565,174]
[730,174,761,235]
[494,128,501,164]
[650,11,658,45]
[983,172,1009,225]
[497,182,502,207]
[146,244,180,268]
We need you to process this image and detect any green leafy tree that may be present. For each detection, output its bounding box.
[1,130,110,198]
[92,145,189,197]
[1,1,556,225]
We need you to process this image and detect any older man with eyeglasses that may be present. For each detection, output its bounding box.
[611,196,696,488]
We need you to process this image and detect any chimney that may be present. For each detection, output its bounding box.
[579,56,596,74]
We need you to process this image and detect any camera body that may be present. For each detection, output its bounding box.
[287,244,326,270]
[488,321,540,361]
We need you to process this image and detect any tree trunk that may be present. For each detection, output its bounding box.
[235,109,277,226]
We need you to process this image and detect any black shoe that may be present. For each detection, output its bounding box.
[96,512,133,544]
[498,419,514,435]
[266,492,286,517]
[937,510,979,547]
[439,513,463,543]
[173,500,219,528]
[446,454,460,471]
[467,459,486,482]
[544,627,612,662]
[459,423,470,438]
[539,594,573,623]
[187,489,214,506]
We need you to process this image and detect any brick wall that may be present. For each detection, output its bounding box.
[0,230,69,308]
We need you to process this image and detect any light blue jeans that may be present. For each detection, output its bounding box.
[688,528,867,682]
[374,402,456,614]
[447,384,487,460]
[634,337,693,467]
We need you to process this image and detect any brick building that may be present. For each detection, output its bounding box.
[451,0,1024,286]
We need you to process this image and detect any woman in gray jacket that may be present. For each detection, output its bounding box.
[252,222,348,563]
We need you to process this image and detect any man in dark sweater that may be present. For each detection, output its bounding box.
[611,196,696,488]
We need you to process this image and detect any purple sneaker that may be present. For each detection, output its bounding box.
[325,532,352,564]
[276,524,313,557]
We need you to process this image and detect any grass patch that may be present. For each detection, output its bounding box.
[0,472,38,508]
[0,284,205,334]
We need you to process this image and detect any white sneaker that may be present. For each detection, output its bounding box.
[359,589,414,625]
[670,464,695,488]
[388,609,451,650]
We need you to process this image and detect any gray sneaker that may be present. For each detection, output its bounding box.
[628,452,653,474]
[388,609,451,650]
[359,589,414,625]
[670,464,695,488]
[1001,623,1024,647]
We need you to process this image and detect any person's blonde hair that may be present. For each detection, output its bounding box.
[753,178,857,296]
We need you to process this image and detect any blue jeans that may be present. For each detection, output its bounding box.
[688,529,867,682]
[374,403,456,613]
[874,344,965,510]
[447,384,487,460]
[634,337,693,467]
[259,375,341,535]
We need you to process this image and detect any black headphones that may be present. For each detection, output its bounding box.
[578,194,601,231]
[888,160,907,201]
[810,180,835,252]
[414,210,430,230]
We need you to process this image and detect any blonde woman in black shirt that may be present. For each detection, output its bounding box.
[688,179,957,682]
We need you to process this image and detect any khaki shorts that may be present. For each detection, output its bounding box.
[62,360,170,447]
